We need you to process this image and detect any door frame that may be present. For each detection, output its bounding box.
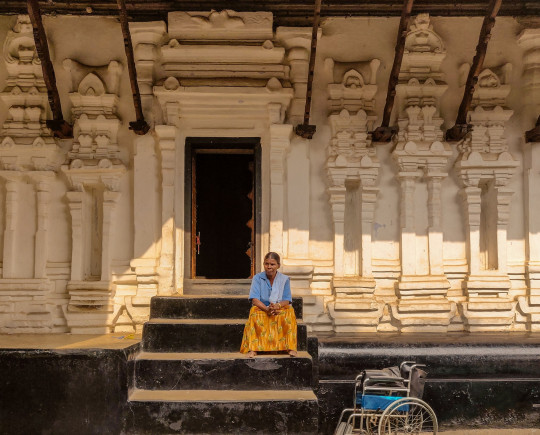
[184,137,262,279]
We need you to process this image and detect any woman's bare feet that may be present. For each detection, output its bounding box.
[247,351,257,358]
[288,350,298,357]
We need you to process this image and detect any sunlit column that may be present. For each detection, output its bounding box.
[155,125,177,294]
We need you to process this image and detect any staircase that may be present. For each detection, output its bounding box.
[126,296,319,434]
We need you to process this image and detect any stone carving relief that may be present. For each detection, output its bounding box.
[168,10,273,41]
[325,59,384,332]
[0,16,61,332]
[61,60,126,332]
[455,63,519,331]
[391,14,456,331]
[0,15,62,171]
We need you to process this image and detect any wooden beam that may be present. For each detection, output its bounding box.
[294,0,322,139]
[526,116,540,143]
[4,1,539,25]
[117,0,150,135]
[445,0,503,142]
[371,0,415,143]
[27,0,73,139]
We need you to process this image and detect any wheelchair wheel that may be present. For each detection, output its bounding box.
[377,397,437,435]
[335,421,353,435]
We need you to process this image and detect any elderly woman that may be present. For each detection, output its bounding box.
[240,252,298,358]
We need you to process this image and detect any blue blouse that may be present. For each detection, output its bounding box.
[248,271,292,306]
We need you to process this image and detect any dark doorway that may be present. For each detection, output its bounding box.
[191,145,257,279]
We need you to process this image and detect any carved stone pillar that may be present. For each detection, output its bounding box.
[390,15,455,331]
[1,173,21,279]
[517,29,540,330]
[66,190,85,282]
[155,125,177,295]
[61,60,126,332]
[324,59,383,331]
[30,172,54,279]
[455,64,519,331]
[101,191,121,282]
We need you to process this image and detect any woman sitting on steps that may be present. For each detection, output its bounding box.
[240,252,298,358]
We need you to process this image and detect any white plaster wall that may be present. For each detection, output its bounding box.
[0,12,536,332]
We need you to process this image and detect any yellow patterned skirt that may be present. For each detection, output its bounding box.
[240,305,297,353]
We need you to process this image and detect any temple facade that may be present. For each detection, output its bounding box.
[0,11,539,335]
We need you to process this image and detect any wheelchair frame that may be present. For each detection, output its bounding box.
[334,361,438,435]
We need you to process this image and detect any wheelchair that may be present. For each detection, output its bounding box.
[334,361,438,434]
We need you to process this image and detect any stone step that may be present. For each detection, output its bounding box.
[127,388,318,434]
[150,296,304,320]
[134,351,313,390]
[142,318,308,353]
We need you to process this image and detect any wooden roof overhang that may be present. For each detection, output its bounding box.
[12,1,540,140]
[2,1,540,25]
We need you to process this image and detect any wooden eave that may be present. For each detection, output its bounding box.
[2,1,540,25]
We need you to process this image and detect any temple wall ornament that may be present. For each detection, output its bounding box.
[61,60,126,333]
[325,58,384,332]
[390,14,456,331]
[454,63,519,331]
[0,16,63,332]
[517,29,540,330]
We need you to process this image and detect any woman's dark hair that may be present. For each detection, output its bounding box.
[264,252,281,265]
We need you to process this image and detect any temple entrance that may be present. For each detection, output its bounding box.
[187,139,260,280]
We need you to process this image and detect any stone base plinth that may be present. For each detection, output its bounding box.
[0,279,54,332]
[391,298,456,332]
[329,297,384,332]
[463,297,516,331]
[465,274,512,296]
[397,275,450,297]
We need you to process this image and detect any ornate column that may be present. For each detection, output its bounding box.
[517,29,540,329]
[325,60,384,332]
[390,15,455,331]
[154,125,177,295]
[29,172,54,279]
[0,173,21,278]
[455,65,519,331]
[61,60,126,333]
[66,189,85,281]
[101,190,121,282]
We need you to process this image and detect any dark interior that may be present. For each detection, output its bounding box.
[194,152,254,279]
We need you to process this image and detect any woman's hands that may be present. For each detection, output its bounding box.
[267,302,282,316]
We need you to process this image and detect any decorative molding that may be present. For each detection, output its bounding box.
[0,15,62,172]
[60,59,126,331]
[391,14,454,331]
[168,10,273,41]
[325,60,384,332]
[455,64,519,331]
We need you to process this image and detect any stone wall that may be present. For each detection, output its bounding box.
[0,11,538,333]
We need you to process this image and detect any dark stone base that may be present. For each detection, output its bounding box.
[315,333,540,433]
[3,332,540,434]
[142,320,308,352]
[135,352,314,390]
[151,296,303,320]
[0,344,139,435]
[126,395,319,434]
